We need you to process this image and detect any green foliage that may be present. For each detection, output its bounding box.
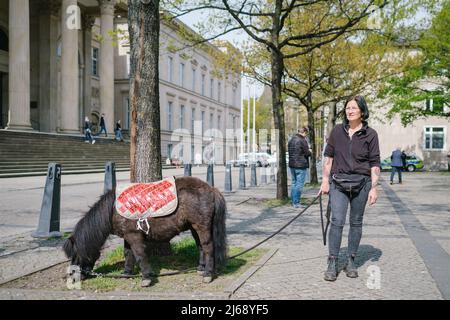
[379,1,450,126]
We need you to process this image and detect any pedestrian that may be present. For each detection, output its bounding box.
[115,120,124,142]
[390,147,405,184]
[401,150,407,170]
[84,116,96,145]
[288,127,311,208]
[97,113,107,137]
[319,95,380,282]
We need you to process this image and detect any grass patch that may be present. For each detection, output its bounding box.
[263,196,317,208]
[81,238,267,292]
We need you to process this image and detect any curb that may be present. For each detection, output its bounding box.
[224,248,278,298]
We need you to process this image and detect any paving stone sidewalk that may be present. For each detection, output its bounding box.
[0,171,448,299]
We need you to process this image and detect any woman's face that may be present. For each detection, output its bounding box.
[345,100,362,122]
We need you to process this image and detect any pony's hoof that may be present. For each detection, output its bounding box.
[203,276,213,283]
[141,279,152,287]
[197,270,205,276]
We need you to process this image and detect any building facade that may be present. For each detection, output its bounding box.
[0,0,241,164]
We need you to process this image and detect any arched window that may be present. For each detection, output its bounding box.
[0,29,8,52]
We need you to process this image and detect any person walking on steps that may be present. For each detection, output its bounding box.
[288,127,311,208]
[84,116,96,145]
[319,95,380,282]
[97,113,107,137]
[390,147,405,185]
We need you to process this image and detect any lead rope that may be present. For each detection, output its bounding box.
[87,194,325,279]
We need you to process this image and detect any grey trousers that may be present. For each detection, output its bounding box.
[328,179,372,257]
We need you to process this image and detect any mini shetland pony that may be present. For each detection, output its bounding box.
[63,176,227,287]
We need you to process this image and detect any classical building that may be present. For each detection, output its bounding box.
[0,0,241,164]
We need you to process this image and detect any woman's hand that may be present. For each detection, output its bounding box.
[368,188,378,205]
[318,180,330,195]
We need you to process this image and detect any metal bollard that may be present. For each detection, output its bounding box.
[251,163,257,187]
[260,166,268,185]
[270,164,276,183]
[104,162,116,194]
[32,163,62,238]
[239,164,247,189]
[224,164,233,193]
[207,163,214,187]
[184,163,192,176]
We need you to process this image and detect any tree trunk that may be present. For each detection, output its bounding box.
[307,107,319,184]
[128,0,171,255]
[271,50,288,200]
[326,101,337,137]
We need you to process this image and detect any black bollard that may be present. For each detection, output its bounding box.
[270,164,276,183]
[260,166,268,185]
[251,163,257,187]
[32,163,62,238]
[104,162,116,194]
[224,164,233,193]
[239,164,247,190]
[184,163,192,176]
[207,163,214,187]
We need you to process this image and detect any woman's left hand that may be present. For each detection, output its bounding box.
[368,188,378,206]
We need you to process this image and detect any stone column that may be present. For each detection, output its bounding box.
[7,0,33,130]
[99,0,116,133]
[60,0,80,133]
[39,0,60,133]
[83,15,95,129]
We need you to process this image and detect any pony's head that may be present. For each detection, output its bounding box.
[62,190,115,279]
[63,235,100,278]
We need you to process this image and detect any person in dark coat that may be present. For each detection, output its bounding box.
[390,147,405,184]
[288,127,311,208]
[97,113,107,137]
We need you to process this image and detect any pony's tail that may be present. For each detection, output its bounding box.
[213,188,227,271]
[63,190,115,265]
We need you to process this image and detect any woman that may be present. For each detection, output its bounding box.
[319,96,380,281]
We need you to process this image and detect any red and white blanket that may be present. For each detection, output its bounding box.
[115,177,178,222]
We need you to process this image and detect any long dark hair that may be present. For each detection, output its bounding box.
[343,96,370,124]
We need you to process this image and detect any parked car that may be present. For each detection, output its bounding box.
[228,153,273,167]
[380,154,424,172]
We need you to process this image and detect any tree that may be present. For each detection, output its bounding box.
[379,1,449,126]
[166,0,387,199]
[128,0,170,255]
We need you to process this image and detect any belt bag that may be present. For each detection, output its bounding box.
[332,173,369,194]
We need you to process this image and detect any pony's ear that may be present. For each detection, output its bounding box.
[63,236,75,258]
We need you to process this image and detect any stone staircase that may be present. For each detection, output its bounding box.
[0,130,132,178]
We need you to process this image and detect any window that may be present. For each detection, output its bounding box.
[424,127,445,150]
[168,57,173,82]
[180,105,185,129]
[168,102,173,131]
[201,111,205,134]
[201,74,206,95]
[217,115,221,131]
[167,144,173,159]
[0,29,8,52]
[210,113,214,131]
[218,82,221,102]
[191,108,196,133]
[192,68,196,92]
[425,98,445,113]
[179,63,185,87]
[92,48,99,76]
[191,145,195,162]
[210,79,214,98]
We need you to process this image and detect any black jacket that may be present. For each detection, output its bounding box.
[324,123,380,176]
[288,134,311,169]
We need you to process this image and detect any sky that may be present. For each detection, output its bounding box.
[177,10,265,99]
